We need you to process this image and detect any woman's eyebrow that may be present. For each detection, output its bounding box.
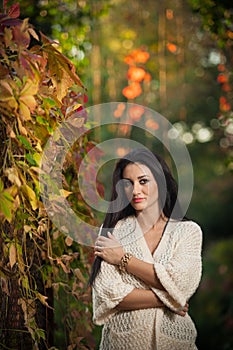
[138,175,149,179]
[122,175,149,180]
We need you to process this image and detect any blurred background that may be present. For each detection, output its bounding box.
[3,0,233,349]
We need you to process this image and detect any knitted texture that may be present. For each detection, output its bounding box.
[92,216,202,349]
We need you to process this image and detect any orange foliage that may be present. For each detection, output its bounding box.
[113,103,126,118]
[217,74,228,84]
[124,48,150,65]
[166,42,178,54]
[144,72,152,82]
[128,105,145,121]
[127,66,146,82]
[145,119,159,130]
[222,83,231,92]
[219,96,231,111]
[122,82,142,99]
[119,124,131,134]
[122,47,151,100]
[217,64,225,72]
[114,109,123,118]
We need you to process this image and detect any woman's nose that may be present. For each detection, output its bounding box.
[132,181,141,195]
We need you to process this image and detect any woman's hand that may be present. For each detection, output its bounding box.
[175,302,189,317]
[94,232,125,265]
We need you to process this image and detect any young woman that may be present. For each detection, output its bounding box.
[90,148,202,350]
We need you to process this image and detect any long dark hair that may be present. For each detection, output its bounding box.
[89,148,184,285]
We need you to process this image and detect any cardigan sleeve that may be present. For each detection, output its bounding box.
[151,221,202,312]
[92,260,135,325]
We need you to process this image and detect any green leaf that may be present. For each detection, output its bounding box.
[43,97,57,107]
[17,135,33,150]
[0,191,14,221]
[0,179,3,191]
[36,116,49,126]
[26,153,37,166]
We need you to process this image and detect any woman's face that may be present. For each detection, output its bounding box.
[122,162,159,212]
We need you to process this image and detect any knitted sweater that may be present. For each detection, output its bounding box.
[92,216,202,350]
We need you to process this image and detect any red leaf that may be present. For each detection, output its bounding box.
[3,0,8,11]
[0,17,21,26]
[8,3,20,19]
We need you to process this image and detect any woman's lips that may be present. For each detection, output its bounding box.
[133,198,144,203]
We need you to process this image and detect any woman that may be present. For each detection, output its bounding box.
[90,148,202,350]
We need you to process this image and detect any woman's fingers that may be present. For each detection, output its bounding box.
[95,235,120,249]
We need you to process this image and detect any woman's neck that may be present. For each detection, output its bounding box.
[136,205,165,233]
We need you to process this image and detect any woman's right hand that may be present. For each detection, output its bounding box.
[175,302,189,317]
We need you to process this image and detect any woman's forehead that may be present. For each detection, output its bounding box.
[123,162,153,177]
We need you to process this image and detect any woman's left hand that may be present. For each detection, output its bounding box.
[94,232,125,265]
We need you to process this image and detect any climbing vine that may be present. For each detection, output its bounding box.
[0,1,95,349]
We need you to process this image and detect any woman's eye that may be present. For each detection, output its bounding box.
[140,179,149,185]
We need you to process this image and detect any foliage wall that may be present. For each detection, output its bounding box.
[0,2,96,349]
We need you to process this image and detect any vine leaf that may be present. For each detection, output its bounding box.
[40,33,85,102]
[0,180,14,222]
[9,243,17,268]
[21,184,38,210]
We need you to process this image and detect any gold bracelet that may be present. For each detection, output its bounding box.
[118,252,133,272]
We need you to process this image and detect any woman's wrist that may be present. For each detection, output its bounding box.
[118,252,133,272]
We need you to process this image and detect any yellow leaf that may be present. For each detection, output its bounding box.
[0,81,17,109]
[65,103,82,118]
[18,79,38,120]
[17,118,28,136]
[59,189,73,198]
[28,27,39,41]
[21,184,38,210]
[5,167,22,187]
[32,152,41,166]
[20,78,38,96]
[24,225,32,233]
[35,142,42,153]
[19,100,32,121]
[36,292,50,308]
[9,243,17,268]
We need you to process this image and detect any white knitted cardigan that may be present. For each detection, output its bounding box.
[92,216,202,350]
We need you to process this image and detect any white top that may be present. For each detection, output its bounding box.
[92,216,202,350]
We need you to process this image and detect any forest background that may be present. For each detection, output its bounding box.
[0,0,233,349]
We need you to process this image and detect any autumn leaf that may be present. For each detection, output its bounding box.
[59,189,73,198]
[0,80,18,110]
[8,3,20,19]
[40,32,84,102]
[56,257,70,273]
[9,243,17,268]
[5,167,22,187]
[21,184,38,210]
[36,292,52,308]
[18,78,38,120]
[0,188,14,222]
[12,18,30,50]
[65,236,73,247]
